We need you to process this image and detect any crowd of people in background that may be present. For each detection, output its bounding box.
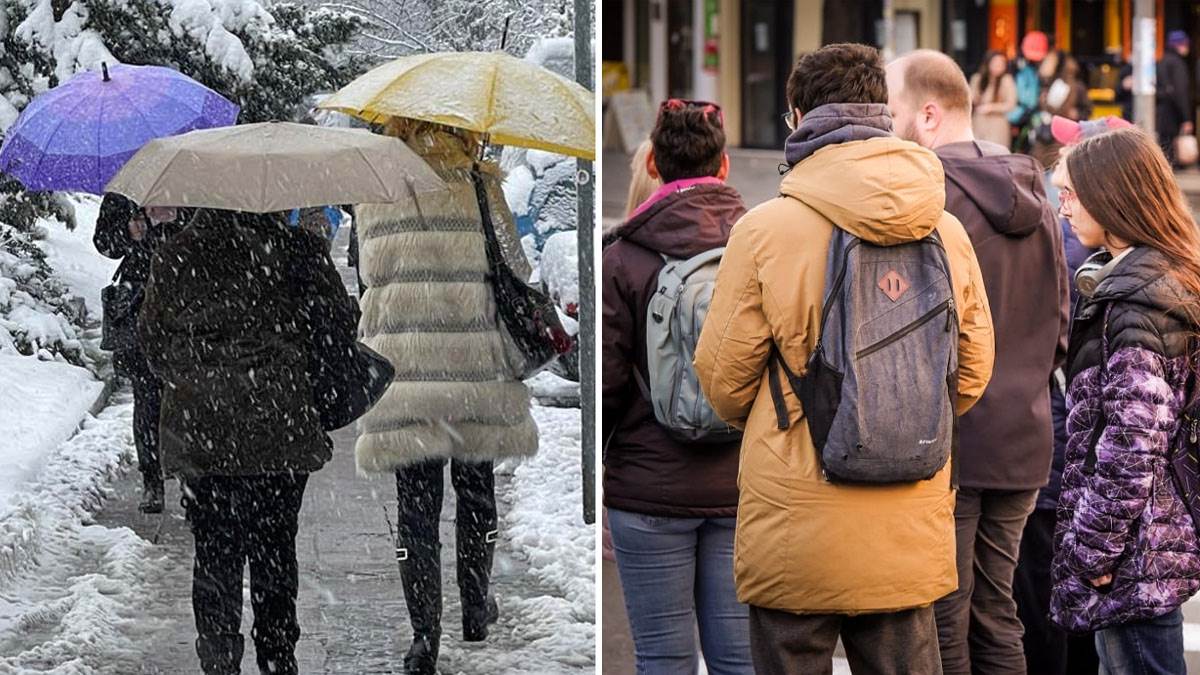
[604,37,1200,675]
[962,28,1200,174]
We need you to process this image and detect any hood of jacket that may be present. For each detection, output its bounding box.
[936,141,1048,237]
[781,135,948,247]
[614,181,746,258]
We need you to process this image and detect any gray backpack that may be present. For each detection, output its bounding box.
[634,248,742,444]
[768,228,959,484]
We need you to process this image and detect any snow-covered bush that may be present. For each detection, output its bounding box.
[0,221,89,365]
[0,0,363,365]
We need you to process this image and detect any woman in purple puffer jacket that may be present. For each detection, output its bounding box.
[1050,127,1200,674]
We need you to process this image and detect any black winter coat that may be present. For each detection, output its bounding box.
[138,210,358,478]
[93,193,187,287]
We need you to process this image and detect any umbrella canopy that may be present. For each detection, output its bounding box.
[317,51,595,160]
[106,122,445,213]
[0,63,238,194]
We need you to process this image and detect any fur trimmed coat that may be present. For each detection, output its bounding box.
[354,130,539,472]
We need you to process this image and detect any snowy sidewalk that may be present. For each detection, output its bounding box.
[0,401,592,674]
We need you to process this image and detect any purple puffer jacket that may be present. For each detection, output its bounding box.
[1050,247,1200,633]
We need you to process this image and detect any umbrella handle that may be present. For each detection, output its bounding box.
[102,62,110,82]
[500,15,512,51]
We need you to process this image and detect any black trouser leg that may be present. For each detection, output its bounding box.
[185,477,247,675]
[118,348,163,481]
[451,459,497,640]
[396,459,446,667]
[247,474,307,675]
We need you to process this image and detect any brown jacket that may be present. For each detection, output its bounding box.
[695,137,995,613]
[602,180,746,518]
[937,140,1068,490]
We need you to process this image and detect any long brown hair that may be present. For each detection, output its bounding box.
[1066,127,1200,309]
[975,50,1007,104]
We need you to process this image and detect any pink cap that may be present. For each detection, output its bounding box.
[1021,32,1049,62]
[1050,115,1134,146]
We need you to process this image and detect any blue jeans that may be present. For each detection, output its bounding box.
[608,508,753,675]
[1095,607,1185,675]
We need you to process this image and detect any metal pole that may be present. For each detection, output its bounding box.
[575,0,596,525]
[881,0,896,61]
[1132,0,1156,136]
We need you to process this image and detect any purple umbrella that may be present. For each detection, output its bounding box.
[0,62,239,194]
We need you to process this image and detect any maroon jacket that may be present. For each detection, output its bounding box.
[602,181,746,518]
[936,140,1069,489]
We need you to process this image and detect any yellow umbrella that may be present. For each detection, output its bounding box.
[318,51,595,160]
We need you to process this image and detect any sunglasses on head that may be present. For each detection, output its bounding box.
[658,98,725,127]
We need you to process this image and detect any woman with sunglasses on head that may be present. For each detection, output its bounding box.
[601,99,752,674]
[1050,127,1200,675]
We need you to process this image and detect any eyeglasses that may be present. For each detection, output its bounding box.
[659,98,725,127]
[782,110,797,132]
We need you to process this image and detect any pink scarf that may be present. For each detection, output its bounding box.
[630,176,724,219]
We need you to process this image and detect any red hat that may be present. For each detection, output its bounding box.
[1021,31,1049,62]
[1050,115,1134,146]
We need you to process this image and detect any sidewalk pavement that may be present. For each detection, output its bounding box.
[93,425,544,673]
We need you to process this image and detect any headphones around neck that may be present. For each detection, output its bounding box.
[1075,247,1136,298]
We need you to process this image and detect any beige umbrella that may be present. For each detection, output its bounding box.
[105,121,444,212]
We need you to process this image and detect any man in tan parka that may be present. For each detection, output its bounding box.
[694,43,995,674]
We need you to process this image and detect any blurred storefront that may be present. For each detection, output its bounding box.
[603,0,943,148]
[944,0,1200,120]
[602,0,1200,149]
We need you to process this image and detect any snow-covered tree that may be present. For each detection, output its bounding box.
[325,0,572,58]
[0,0,363,362]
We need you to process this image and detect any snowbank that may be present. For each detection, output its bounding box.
[0,354,104,510]
[0,395,157,674]
[500,405,594,669]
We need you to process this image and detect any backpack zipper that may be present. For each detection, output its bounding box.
[855,298,953,359]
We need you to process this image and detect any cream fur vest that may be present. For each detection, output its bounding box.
[354,143,538,472]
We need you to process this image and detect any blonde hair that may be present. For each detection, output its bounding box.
[381,117,482,153]
[624,139,661,217]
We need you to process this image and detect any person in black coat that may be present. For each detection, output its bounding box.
[92,193,187,513]
[1157,31,1193,163]
[138,208,358,675]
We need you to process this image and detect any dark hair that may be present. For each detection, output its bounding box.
[975,50,1008,104]
[650,100,726,184]
[785,43,887,114]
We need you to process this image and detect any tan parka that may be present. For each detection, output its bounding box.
[694,137,995,614]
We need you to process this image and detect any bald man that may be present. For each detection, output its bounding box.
[887,50,1069,675]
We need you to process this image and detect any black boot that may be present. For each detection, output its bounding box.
[454,461,498,642]
[399,543,442,675]
[196,633,244,675]
[139,474,164,513]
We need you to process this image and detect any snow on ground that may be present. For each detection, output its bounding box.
[496,405,594,670]
[0,393,162,675]
[0,354,104,513]
[38,196,113,318]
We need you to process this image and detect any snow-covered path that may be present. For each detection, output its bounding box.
[0,393,174,673]
[0,400,592,674]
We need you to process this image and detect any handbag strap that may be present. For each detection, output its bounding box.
[469,163,507,271]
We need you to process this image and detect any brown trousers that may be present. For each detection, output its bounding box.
[935,487,1038,675]
[749,604,942,675]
